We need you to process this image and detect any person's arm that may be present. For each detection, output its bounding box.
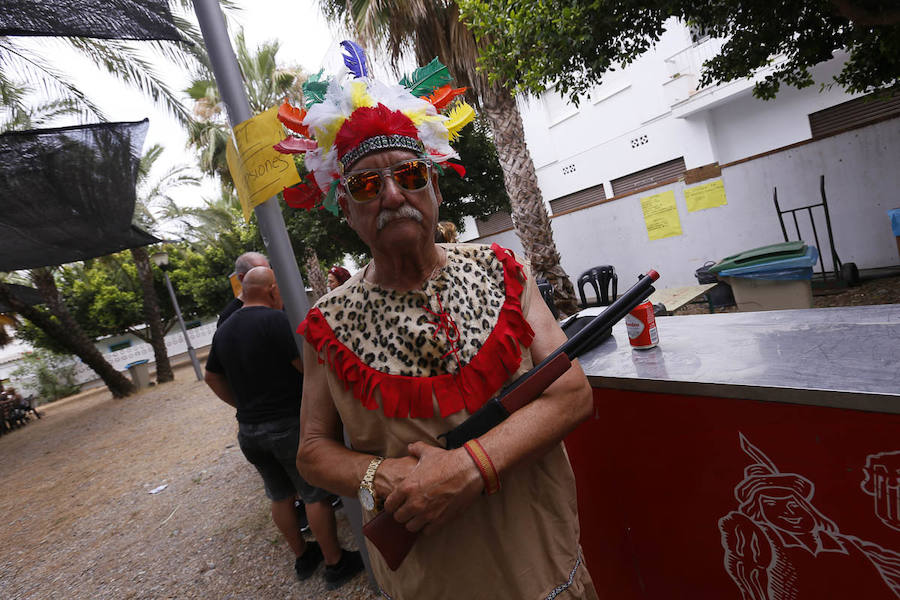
[204,370,237,408]
[383,273,593,533]
[291,357,302,372]
[297,339,417,500]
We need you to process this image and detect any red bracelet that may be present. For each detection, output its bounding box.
[463,439,500,495]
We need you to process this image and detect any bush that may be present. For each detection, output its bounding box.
[11,350,81,403]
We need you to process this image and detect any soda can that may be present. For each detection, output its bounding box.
[626,300,659,349]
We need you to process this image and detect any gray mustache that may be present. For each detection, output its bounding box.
[376,204,424,230]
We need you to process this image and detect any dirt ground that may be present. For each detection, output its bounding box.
[0,362,377,600]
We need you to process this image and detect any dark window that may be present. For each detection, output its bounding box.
[475,211,514,237]
[550,183,607,215]
[610,157,686,197]
[109,340,132,352]
[809,92,900,139]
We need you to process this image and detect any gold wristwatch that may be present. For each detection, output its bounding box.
[358,456,385,511]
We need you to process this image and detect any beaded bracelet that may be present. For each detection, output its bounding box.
[463,439,501,495]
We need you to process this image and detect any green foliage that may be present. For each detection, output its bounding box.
[435,116,510,232]
[459,0,900,103]
[11,349,81,402]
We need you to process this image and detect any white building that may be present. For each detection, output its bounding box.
[464,19,900,290]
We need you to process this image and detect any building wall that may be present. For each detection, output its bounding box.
[477,117,900,287]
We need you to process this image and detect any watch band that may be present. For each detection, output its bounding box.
[359,456,385,510]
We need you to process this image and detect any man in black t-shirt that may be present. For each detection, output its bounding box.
[205,267,362,589]
[217,251,269,327]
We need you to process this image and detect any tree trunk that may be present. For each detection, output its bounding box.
[481,90,579,315]
[25,269,136,398]
[304,247,328,302]
[131,247,174,383]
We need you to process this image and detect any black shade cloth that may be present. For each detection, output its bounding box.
[0,284,43,312]
[0,0,182,41]
[0,119,161,272]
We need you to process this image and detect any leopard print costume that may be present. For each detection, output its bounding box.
[299,243,535,418]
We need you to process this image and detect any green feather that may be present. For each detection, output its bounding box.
[302,69,329,108]
[399,57,452,97]
[323,179,340,216]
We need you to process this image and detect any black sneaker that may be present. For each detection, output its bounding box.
[294,541,323,581]
[324,549,364,590]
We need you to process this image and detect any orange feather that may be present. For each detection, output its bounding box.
[424,85,467,111]
[277,99,308,136]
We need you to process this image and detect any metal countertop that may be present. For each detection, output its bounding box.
[579,304,900,413]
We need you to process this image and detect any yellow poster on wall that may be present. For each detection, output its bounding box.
[640,190,683,240]
[225,106,301,221]
[684,179,728,212]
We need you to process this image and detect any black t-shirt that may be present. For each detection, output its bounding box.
[217,297,243,327]
[206,306,302,424]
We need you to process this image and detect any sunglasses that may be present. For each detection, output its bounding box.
[341,158,433,204]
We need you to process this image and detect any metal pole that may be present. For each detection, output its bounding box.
[193,0,310,351]
[162,272,204,381]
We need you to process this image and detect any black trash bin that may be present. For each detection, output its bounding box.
[695,261,735,309]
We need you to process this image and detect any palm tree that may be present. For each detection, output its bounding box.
[320,0,579,313]
[0,0,212,127]
[132,144,201,384]
[185,32,334,288]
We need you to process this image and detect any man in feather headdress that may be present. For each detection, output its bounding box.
[279,42,598,599]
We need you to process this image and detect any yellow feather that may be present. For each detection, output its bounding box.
[403,108,428,126]
[315,117,346,153]
[445,102,475,141]
[350,81,375,109]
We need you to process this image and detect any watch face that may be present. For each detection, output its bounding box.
[359,488,375,511]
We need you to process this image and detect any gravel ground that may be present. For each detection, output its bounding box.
[0,363,378,600]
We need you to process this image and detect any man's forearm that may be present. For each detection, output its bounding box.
[204,371,237,408]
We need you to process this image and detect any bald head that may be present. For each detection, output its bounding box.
[240,266,282,309]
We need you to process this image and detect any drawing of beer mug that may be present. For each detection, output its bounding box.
[861,451,900,532]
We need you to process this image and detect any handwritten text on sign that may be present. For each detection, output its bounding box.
[225,106,300,221]
[684,179,728,212]
[640,190,683,241]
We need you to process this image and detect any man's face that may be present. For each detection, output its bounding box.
[758,494,817,534]
[338,149,441,253]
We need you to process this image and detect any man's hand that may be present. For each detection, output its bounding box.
[383,442,483,535]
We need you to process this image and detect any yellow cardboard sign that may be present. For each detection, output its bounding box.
[225,106,301,221]
[640,190,683,241]
[684,179,728,212]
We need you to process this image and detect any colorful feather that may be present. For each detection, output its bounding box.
[444,102,475,141]
[302,70,330,108]
[424,85,467,111]
[399,57,451,97]
[441,161,466,178]
[273,136,318,154]
[277,100,308,136]
[282,173,322,210]
[323,179,340,216]
[340,40,369,78]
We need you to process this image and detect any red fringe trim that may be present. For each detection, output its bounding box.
[298,244,535,418]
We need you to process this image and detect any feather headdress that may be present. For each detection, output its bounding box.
[274,41,474,214]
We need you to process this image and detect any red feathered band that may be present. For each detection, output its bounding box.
[334,104,419,161]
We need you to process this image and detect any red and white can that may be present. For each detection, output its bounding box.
[626,300,659,349]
